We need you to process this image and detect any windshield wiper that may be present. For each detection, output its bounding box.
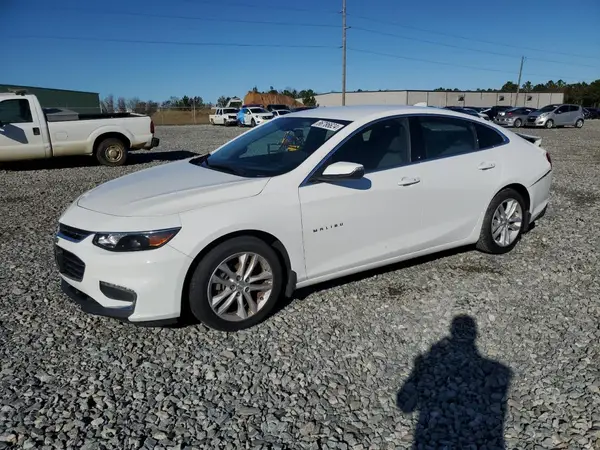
[203,159,246,177]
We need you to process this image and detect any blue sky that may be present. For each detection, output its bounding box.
[2,0,599,103]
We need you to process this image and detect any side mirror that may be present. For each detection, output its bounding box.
[316,161,365,182]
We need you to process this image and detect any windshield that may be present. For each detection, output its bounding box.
[538,105,559,113]
[249,107,268,114]
[194,117,352,177]
[223,108,238,114]
[277,110,290,115]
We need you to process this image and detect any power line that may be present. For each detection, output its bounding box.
[182,0,340,15]
[9,35,340,49]
[347,13,599,61]
[351,26,600,70]
[51,6,339,29]
[347,47,590,81]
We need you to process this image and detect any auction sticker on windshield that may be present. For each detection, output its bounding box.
[311,120,345,132]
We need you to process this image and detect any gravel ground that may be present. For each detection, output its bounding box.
[1,122,599,449]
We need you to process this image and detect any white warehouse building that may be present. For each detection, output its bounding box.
[311,90,564,108]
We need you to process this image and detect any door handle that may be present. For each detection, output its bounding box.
[478,162,496,170]
[398,177,421,187]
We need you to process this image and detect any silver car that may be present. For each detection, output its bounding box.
[494,107,537,128]
[525,104,585,129]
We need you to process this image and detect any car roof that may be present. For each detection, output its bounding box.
[288,104,495,123]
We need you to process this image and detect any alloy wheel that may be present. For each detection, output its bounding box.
[207,252,273,322]
[491,199,523,247]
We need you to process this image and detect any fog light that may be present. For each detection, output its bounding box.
[99,281,137,302]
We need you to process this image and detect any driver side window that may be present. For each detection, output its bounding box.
[327,117,411,173]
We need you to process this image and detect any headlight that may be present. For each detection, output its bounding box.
[92,228,180,252]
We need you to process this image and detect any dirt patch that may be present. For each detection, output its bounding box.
[553,185,600,207]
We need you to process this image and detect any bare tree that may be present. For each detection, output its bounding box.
[127,97,141,113]
[101,95,114,113]
[117,97,127,112]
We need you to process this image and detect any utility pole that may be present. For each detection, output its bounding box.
[341,0,347,106]
[515,56,525,107]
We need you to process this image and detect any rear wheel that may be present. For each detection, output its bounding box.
[210,119,215,125]
[575,119,584,128]
[476,188,526,254]
[188,237,284,331]
[545,119,554,129]
[95,137,128,166]
[513,118,522,128]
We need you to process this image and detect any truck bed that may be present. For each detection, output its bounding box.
[43,108,137,122]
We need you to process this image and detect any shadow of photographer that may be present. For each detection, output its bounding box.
[397,315,513,449]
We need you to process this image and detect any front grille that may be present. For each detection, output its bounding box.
[527,117,536,122]
[55,245,86,282]
[58,223,92,242]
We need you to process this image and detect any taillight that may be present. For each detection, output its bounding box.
[546,151,552,168]
[150,120,155,134]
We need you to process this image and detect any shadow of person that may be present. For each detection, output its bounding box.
[397,315,512,449]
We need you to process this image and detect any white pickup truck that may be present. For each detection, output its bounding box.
[0,93,159,166]
[209,107,239,126]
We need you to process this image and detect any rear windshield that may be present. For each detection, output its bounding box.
[223,108,238,114]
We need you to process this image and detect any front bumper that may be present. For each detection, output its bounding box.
[494,117,515,126]
[54,219,192,324]
[524,117,548,127]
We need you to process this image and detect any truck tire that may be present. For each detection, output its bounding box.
[95,137,128,166]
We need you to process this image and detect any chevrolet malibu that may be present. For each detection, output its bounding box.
[55,106,552,331]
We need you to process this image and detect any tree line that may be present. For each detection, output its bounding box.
[100,78,600,114]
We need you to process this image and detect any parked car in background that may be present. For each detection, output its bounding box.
[583,107,600,120]
[494,107,537,128]
[290,106,317,112]
[209,107,239,126]
[482,106,513,120]
[55,105,551,331]
[237,107,273,127]
[266,104,289,112]
[444,106,489,120]
[0,92,158,166]
[272,109,291,117]
[525,104,585,129]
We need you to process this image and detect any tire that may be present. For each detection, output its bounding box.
[513,118,522,128]
[188,236,285,332]
[476,188,527,255]
[544,119,554,129]
[210,119,215,125]
[575,119,584,128]
[251,118,256,127]
[95,137,128,166]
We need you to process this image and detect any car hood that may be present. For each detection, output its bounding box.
[77,159,270,217]
[528,111,547,118]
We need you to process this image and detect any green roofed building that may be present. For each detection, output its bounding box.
[0,84,101,114]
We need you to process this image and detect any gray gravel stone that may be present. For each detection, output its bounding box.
[0,123,599,449]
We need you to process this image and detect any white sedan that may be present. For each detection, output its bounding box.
[55,106,552,331]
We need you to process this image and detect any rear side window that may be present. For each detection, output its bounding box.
[417,116,476,160]
[569,105,580,112]
[0,99,33,124]
[473,123,505,149]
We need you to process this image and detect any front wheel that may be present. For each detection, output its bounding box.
[545,119,554,129]
[513,118,522,128]
[188,237,284,331]
[251,118,256,127]
[95,137,128,166]
[575,119,584,128]
[476,188,527,254]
